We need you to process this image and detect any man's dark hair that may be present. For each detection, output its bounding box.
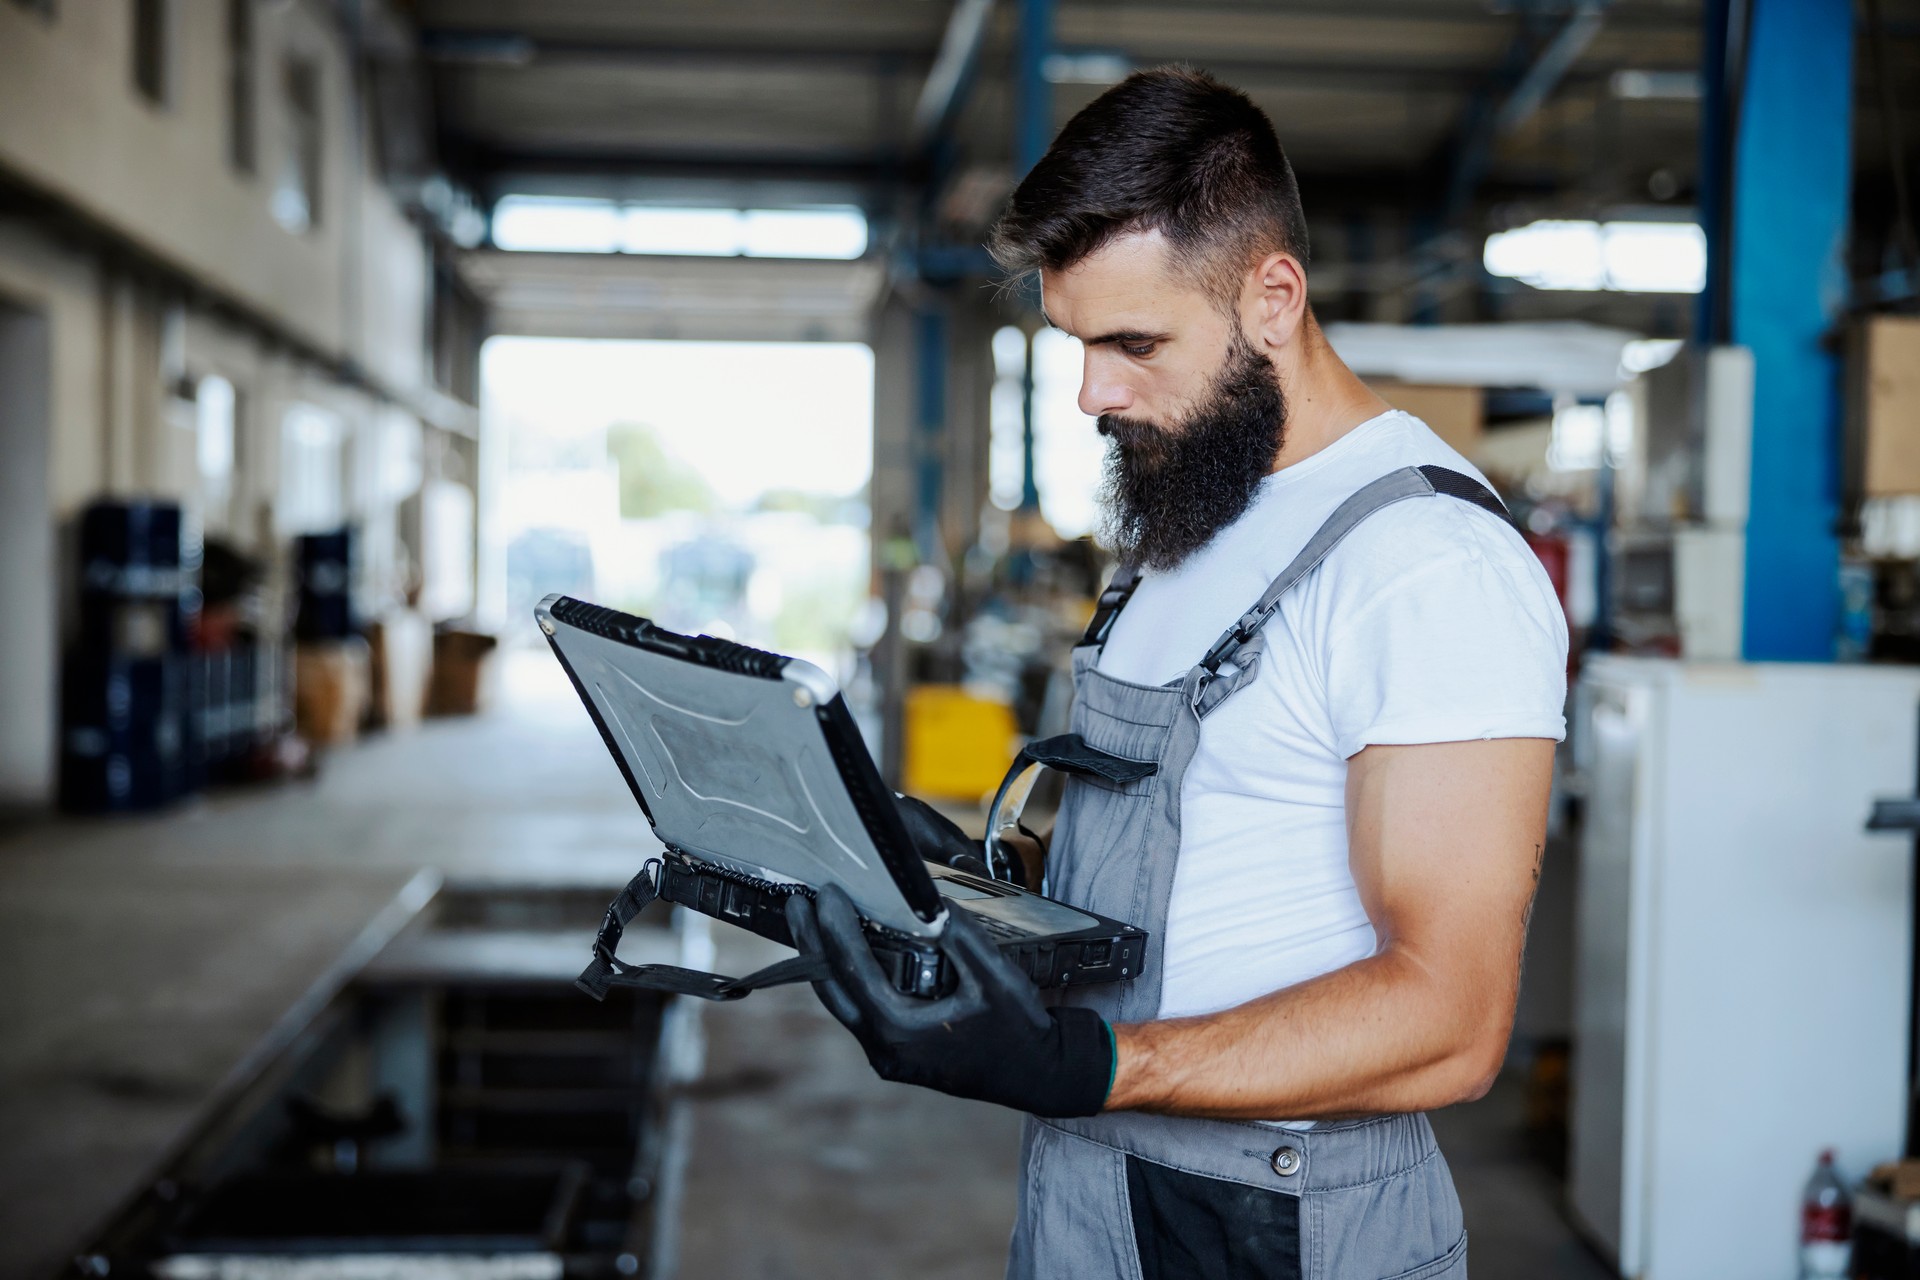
[989,67,1309,308]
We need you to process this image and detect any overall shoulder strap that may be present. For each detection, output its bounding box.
[1077,562,1141,648]
[1196,464,1511,679]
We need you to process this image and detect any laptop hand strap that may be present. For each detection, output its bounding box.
[576,862,829,1003]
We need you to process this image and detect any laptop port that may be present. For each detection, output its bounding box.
[1082,941,1112,967]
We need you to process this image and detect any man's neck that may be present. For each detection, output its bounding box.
[1268,320,1392,474]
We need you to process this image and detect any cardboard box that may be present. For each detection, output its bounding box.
[1854,315,1920,496]
[294,639,370,748]
[1370,382,1485,455]
[427,629,498,717]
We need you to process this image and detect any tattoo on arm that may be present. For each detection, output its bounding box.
[1518,842,1544,972]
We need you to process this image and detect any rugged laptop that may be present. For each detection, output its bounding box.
[537,594,1148,1000]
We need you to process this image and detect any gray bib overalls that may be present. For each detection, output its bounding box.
[1006,465,1509,1280]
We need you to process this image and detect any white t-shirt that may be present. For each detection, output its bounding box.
[1097,410,1569,1022]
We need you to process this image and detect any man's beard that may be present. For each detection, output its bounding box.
[1095,331,1286,572]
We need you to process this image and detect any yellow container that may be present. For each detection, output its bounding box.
[902,684,1019,803]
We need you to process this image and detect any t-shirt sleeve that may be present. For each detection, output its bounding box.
[1318,506,1569,759]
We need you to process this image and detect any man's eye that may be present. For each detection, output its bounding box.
[1120,342,1157,358]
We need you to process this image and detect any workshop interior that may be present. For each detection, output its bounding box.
[0,0,1918,1276]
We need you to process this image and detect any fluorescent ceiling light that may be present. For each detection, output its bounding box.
[1601,222,1708,293]
[739,209,869,259]
[1484,219,1706,293]
[1610,69,1702,100]
[1043,51,1132,85]
[1485,220,1607,290]
[492,197,620,253]
[624,207,743,256]
[492,198,868,259]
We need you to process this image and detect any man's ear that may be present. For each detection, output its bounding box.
[1241,251,1309,352]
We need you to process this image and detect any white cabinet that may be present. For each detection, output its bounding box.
[1570,657,1918,1279]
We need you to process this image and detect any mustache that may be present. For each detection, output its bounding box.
[1095,415,1166,451]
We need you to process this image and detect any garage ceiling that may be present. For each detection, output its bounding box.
[410,0,1704,222]
[403,0,1920,330]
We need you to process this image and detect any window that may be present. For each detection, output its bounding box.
[988,326,1028,511]
[226,0,255,174]
[131,0,171,106]
[1031,329,1104,539]
[196,376,238,533]
[272,56,322,233]
[489,197,869,259]
[420,479,476,621]
[276,403,345,534]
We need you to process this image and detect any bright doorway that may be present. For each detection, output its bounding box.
[478,337,875,685]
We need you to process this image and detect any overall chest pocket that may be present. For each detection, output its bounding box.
[1045,711,1170,920]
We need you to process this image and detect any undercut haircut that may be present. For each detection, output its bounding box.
[989,66,1310,310]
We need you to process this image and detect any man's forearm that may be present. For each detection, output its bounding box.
[1105,944,1512,1119]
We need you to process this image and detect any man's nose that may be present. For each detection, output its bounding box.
[1078,352,1132,418]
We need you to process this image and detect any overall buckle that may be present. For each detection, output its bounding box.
[1201,608,1267,673]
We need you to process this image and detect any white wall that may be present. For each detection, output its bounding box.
[1,1,331,350]
[0,222,105,522]
[0,297,55,805]
[0,0,438,382]
[0,1,476,805]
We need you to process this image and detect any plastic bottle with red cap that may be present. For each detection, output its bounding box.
[1800,1149,1853,1279]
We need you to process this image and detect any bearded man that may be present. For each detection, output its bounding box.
[788,67,1568,1279]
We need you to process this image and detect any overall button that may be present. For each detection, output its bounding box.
[1270,1146,1302,1177]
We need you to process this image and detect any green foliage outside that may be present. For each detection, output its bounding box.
[593,422,867,661]
[606,422,718,518]
[754,487,866,525]
[770,573,866,655]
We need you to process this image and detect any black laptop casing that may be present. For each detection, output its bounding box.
[537,594,1148,997]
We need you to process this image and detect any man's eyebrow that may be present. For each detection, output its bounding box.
[1082,328,1168,347]
[1036,309,1167,347]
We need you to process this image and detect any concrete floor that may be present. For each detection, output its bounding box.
[676,929,1028,1280]
[0,649,1612,1279]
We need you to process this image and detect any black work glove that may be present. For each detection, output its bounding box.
[785,883,1114,1118]
[893,792,993,879]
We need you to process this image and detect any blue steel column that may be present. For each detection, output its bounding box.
[1693,0,1743,346]
[915,307,948,562]
[1015,0,1056,177]
[1020,329,1041,511]
[1731,0,1852,661]
[1015,0,1054,512]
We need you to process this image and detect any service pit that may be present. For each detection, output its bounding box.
[63,872,708,1280]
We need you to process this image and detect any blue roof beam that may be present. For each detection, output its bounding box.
[911,0,999,158]
[1443,0,1611,223]
[1494,2,1610,137]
